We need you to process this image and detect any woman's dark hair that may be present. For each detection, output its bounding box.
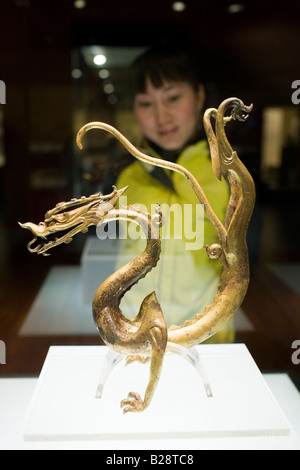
[132,46,202,94]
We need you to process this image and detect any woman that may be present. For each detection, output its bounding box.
[115,46,233,342]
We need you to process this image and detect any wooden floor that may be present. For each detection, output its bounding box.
[1,192,300,391]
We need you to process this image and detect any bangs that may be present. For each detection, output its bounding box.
[132,47,200,94]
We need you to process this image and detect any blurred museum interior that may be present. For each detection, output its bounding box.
[0,0,299,391]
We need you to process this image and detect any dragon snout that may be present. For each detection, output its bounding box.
[18,221,48,237]
[18,222,50,255]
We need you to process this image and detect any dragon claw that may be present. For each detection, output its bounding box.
[125,354,148,365]
[120,391,145,413]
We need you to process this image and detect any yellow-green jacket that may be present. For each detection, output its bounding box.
[115,139,235,343]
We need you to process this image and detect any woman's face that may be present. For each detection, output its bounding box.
[134,78,205,151]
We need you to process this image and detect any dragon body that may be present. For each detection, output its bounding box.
[20,190,167,413]
[20,97,255,412]
[92,207,167,412]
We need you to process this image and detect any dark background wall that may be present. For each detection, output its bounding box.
[0,0,299,249]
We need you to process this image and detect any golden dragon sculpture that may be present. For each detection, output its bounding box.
[20,97,255,413]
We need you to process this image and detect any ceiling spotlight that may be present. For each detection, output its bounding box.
[93,54,107,66]
[74,0,86,9]
[227,3,245,13]
[107,95,118,105]
[71,68,82,79]
[103,83,115,94]
[172,1,186,12]
[98,69,110,79]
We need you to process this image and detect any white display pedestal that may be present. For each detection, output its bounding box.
[22,344,293,444]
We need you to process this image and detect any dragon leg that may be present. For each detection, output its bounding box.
[121,292,167,413]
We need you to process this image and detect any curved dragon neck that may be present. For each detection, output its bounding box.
[168,99,255,347]
[92,207,161,326]
[215,99,256,246]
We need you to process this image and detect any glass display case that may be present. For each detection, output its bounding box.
[0,0,300,451]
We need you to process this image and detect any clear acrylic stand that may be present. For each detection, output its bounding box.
[95,342,213,399]
[166,342,213,397]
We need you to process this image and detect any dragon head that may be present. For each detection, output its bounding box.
[19,186,128,256]
[231,100,253,122]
